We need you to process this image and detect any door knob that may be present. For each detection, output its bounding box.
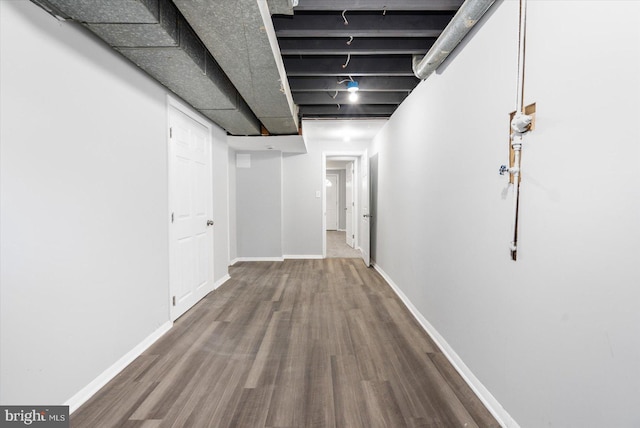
[207,220,214,226]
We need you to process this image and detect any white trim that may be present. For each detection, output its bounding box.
[234,257,285,262]
[372,263,520,428]
[213,274,231,290]
[283,254,324,259]
[65,321,173,414]
[322,153,327,257]
[281,151,285,268]
[229,258,240,266]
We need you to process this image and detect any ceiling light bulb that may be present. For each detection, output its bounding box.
[348,92,359,102]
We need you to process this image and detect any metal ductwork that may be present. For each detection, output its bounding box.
[172,0,299,135]
[266,0,296,16]
[31,0,263,135]
[412,0,495,80]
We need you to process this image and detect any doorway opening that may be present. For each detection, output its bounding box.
[323,153,366,262]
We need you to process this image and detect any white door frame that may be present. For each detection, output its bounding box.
[345,161,355,248]
[359,149,370,267]
[167,95,214,321]
[322,152,363,258]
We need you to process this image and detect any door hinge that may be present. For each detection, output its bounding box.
[172,296,176,306]
[169,127,173,138]
[171,212,174,223]
[352,234,355,239]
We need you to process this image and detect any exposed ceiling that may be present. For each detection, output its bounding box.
[30,0,466,134]
[273,0,464,120]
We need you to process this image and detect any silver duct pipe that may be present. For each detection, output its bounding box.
[412,0,496,80]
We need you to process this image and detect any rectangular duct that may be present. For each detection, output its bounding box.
[173,0,299,135]
[31,0,262,135]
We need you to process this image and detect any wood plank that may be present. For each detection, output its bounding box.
[429,353,502,427]
[330,355,371,428]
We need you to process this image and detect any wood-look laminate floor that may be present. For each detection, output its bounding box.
[72,259,499,428]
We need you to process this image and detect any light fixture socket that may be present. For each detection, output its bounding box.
[347,81,359,92]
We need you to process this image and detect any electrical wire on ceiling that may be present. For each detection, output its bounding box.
[342,53,351,69]
[330,90,338,99]
[341,10,348,25]
[336,76,354,84]
[346,36,353,45]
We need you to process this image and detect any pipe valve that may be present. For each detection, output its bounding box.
[499,165,509,175]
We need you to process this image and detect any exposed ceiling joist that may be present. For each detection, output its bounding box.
[288,76,419,92]
[293,0,464,12]
[274,13,452,38]
[299,105,396,117]
[274,0,466,120]
[33,0,470,124]
[279,37,435,55]
[284,56,414,76]
[293,92,408,105]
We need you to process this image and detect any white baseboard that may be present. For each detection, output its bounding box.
[213,274,231,290]
[65,321,173,414]
[283,255,324,259]
[229,258,239,266]
[233,257,285,262]
[372,263,519,428]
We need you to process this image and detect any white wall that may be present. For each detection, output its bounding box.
[0,1,229,407]
[235,151,283,258]
[229,137,370,259]
[0,1,169,405]
[228,149,238,262]
[369,1,640,427]
[282,150,324,256]
[228,121,382,259]
[283,138,369,257]
[211,125,230,279]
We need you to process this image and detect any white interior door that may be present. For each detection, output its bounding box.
[169,106,214,321]
[345,162,354,248]
[360,152,371,266]
[326,174,339,230]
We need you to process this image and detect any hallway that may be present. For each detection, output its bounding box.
[326,231,361,258]
[71,259,498,427]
